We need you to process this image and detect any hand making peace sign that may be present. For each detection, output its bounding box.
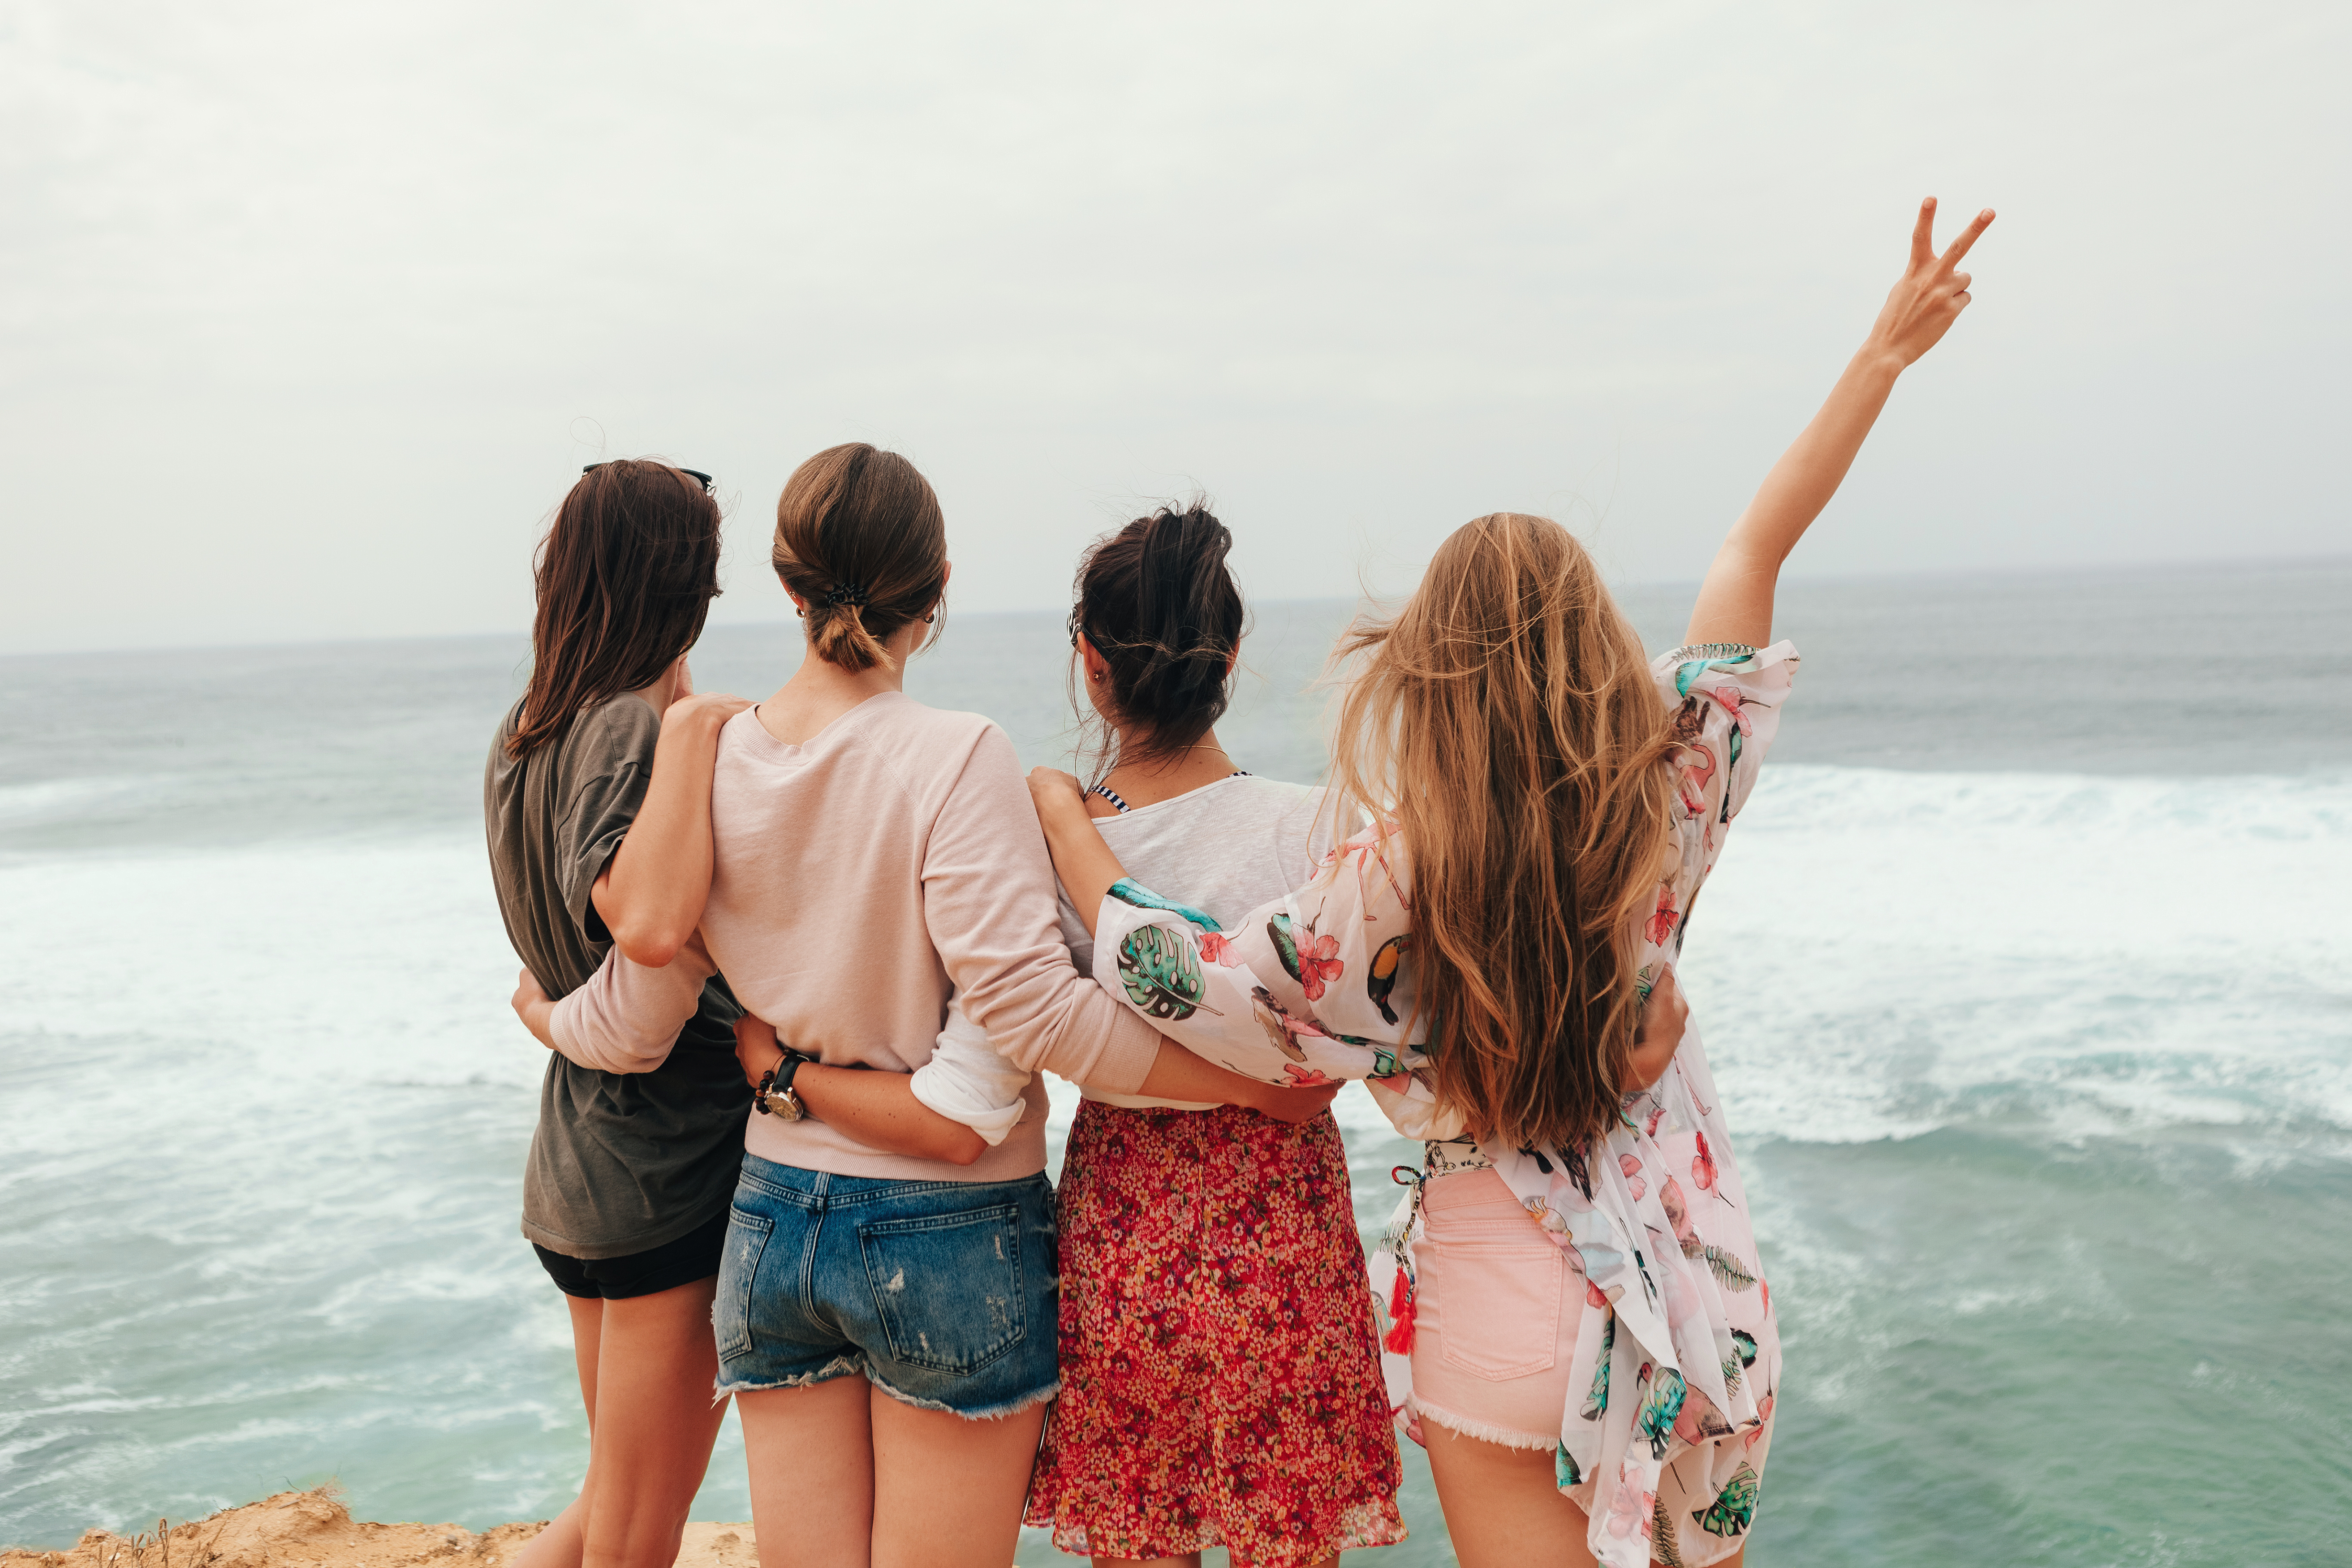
[1868,196,1996,368]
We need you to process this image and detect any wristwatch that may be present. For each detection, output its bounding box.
[754,1050,813,1121]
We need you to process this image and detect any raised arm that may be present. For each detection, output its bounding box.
[590,682,750,967]
[1685,196,1994,650]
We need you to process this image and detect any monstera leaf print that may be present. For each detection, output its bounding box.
[1633,1364,1687,1460]
[1117,925,1223,1021]
[1691,1461,1759,1538]
[1730,1328,1758,1367]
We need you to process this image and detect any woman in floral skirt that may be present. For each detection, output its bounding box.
[1022,503,1408,1567]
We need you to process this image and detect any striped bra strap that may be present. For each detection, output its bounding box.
[1087,770,1250,815]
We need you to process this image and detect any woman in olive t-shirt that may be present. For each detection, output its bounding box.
[482,460,749,1568]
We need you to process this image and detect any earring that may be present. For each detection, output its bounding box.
[924,612,935,624]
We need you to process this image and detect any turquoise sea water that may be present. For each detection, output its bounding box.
[2,560,2348,1565]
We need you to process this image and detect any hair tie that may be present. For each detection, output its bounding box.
[823,580,869,609]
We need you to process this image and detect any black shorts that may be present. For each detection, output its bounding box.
[533,1207,732,1300]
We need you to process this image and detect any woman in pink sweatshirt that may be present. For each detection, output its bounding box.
[521,444,1330,1568]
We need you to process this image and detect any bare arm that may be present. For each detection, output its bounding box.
[1685,197,1995,650]
[732,1016,989,1165]
[1134,1037,1341,1122]
[1024,765,1341,1123]
[1027,770,1126,939]
[591,687,751,968]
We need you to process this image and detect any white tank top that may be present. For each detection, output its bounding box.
[1055,772,1341,1109]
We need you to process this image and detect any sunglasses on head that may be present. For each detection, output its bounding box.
[582,462,715,495]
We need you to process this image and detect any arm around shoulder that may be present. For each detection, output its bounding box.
[546,933,719,1073]
[922,726,1160,1095]
[591,691,750,968]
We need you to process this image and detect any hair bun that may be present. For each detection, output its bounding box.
[771,444,946,674]
[1070,500,1245,771]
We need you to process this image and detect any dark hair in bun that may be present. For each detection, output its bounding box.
[1068,501,1245,772]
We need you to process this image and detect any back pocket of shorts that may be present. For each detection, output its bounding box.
[857,1202,1024,1375]
[1433,1230,1565,1382]
[714,1208,773,1364]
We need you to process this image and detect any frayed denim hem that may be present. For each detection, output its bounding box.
[1406,1393,1556,1451]
[711,1351,867,1406]
[866,1369,1061,1422]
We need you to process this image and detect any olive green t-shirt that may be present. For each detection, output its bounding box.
[483,692,749,1259]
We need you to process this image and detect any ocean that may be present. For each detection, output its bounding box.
[3,559,2348,1567]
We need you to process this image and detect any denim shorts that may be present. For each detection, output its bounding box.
[713,1153,1060,1418]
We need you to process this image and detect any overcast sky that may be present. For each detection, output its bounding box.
[2,1,2343,655]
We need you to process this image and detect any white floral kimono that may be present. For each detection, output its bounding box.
[1086,642,1798,1568]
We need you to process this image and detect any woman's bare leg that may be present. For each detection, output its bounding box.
[513,1295,604,1568]
[573,1276,730,1568]
[867,1388,1047,1568]
[739,1377,875,1568]
[1424,1422,1594,1568]
[1424,1423,1744,1568]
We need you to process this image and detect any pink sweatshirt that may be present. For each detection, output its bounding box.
[550,693,1161,1182]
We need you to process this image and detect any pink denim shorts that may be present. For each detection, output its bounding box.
[1406,1167,1583,1450]
[1408,1166,1778,1566]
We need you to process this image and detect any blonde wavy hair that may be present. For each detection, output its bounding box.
[1328,513,1678,1154]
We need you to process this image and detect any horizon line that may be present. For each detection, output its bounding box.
[5,551,2345,665]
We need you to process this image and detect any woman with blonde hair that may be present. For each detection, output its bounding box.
[1030,198,1994,1566]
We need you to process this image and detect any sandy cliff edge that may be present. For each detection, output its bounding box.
[0,1488,759,1568]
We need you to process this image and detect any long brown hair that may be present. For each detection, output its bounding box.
[1327,513,1677,1154]
[508,461,724,758]
[1068,502,1245,773]
[771,444,946,672]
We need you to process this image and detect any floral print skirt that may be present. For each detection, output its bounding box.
[1025,1101,1407,1567]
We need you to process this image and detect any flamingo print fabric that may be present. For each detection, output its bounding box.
[1085,641,1798,1568]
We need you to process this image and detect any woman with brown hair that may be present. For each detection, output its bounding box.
[527,444,1336,1568]
[1030,198,1994,1567]
[483,458,755,1568]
